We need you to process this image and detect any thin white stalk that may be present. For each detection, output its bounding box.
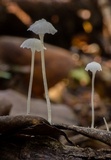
[103,117,109,131]
[91,72,96,128]
[39,34,51,123]
[27,50,35,114]
[41,47,51,123]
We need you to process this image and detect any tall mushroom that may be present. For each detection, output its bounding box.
[20,38,45,115]
[28,18,57,123]
[85,61,102,128]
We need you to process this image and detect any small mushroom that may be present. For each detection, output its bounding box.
[85,61,102,128]
[20,38,45,115]
[28,19,57,123]
[27,19,57,42]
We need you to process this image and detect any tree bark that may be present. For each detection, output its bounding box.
[0,135,111,160]
[0,115,111,160]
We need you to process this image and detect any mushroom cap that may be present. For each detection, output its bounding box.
[85,61,102,73]
[27,18,57,35]
[20,38,46,52]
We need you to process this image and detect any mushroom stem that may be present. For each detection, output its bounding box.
[103,117,109,131]
[27,50,35,115]
[91,72,96,128]
[41,47,51,123]
[39,34,52,124]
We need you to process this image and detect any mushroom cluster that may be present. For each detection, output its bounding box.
[20,19,57,124]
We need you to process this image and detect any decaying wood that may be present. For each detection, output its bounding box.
[0,115,68,140]
[0,135,111,160]
[0,115,111,159]
[54,124,111,146]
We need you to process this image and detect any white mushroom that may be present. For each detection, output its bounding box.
[20,38,45,115]
[85,61,102,128]
[27,18,57,42]
[27,19,57,123]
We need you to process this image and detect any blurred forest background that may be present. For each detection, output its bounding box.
[0,0,111,132]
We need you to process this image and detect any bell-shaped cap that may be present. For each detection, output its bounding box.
[85,61,102,73]
[20,38,46,53]
[27,18,57,35]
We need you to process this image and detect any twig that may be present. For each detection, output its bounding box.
[53,123,111,146]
